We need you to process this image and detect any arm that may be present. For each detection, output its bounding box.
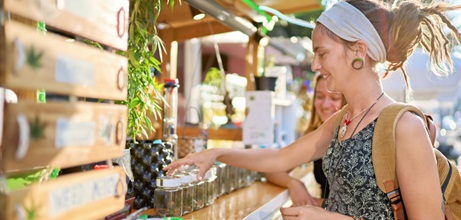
[265,171,322,206]
[396,112,444,219]
[280,206,355,220]
[164,110,339,180]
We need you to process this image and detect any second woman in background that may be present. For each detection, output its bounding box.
[265,74,345,207]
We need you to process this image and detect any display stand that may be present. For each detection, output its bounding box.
[1,1,129,219]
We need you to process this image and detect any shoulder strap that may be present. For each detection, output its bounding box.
[373,103,427,193]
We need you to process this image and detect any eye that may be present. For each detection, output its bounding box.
[316,94,325,100]
[318,53,326,58]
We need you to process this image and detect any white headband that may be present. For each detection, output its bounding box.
[317,1,386,63]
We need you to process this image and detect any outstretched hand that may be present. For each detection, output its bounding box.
[280,205,333,220]
[162,149,217,181]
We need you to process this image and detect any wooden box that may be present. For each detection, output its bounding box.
[1,167,127,220]
[3,0,129,51]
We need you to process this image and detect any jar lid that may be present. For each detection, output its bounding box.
[189,170,203,181]
[156,176,181,187]
[204,167,217,179]
[176,173,193,184]
[153,139,163,145]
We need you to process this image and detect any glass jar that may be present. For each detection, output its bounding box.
[190,170,205,211]
[153,176,183,217]
[226,165,238,192]
[204,167,217,206]
[176,173,194,215]
[214,162,227,197]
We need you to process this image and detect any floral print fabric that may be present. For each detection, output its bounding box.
[322,119,394,219]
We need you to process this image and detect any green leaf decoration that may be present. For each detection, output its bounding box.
[26,46,43,70]
[23,196,42,220]
[30,115,46,140]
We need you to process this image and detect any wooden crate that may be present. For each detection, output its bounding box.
[1,21,128,101]
[3,102,127,172]
[1,1,131,219]
[1,167,126,220]
[3,0,129,51]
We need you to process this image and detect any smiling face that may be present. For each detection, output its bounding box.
[311,25,355,93]
[314,78,344,122]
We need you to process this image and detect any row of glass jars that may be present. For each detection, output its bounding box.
[153,163,259,217]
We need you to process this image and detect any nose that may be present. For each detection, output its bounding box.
[311,55,321,72]
[322,97,332,108]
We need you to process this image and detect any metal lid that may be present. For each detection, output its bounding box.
[176,173,193,184]
[156,176,181,187]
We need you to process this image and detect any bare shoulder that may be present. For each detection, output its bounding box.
[394,110,434,157]
[395,111,428,139]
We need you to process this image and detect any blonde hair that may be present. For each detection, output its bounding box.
[319,0,461,101]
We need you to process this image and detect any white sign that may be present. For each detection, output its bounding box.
[55,55,95,87]
[61,0,97,23]
[55,119,96,148]
[48,174,119,217]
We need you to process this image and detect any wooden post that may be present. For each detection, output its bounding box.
[245,36,259,91]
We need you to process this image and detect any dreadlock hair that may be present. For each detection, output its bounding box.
[319,0,461,101]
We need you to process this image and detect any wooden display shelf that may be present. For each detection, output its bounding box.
[1,21,128,101]
[3,0,129,51]
[3,102,127,172]
[1,167,126,220]
[177,127,242,141]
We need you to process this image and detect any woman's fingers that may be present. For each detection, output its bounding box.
[162,158,193,174]
[280,207,299,216]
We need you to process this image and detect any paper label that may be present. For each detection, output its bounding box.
[48,174,119,217]
[61,0,97,23]
[55,55,95,87]
[55,119,96,148]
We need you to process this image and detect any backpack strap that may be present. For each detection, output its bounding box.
[373,103,431,192]
[373,103,431,220]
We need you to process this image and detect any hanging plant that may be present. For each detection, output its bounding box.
[114,0,176,142]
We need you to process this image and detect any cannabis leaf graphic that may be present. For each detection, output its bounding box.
[30,115,46,140]
[26,46,43,70]
[22,196,42,220]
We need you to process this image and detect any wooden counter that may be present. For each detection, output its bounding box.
[142,165,313,220]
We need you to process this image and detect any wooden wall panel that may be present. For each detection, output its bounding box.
[1,21,128,100]
[3,102,127,172]
[3,0,129,51]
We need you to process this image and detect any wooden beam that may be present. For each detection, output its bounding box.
[177,127,242,141]
[158,20,233,43]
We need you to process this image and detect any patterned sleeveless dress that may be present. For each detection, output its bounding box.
[322,119,394,219]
